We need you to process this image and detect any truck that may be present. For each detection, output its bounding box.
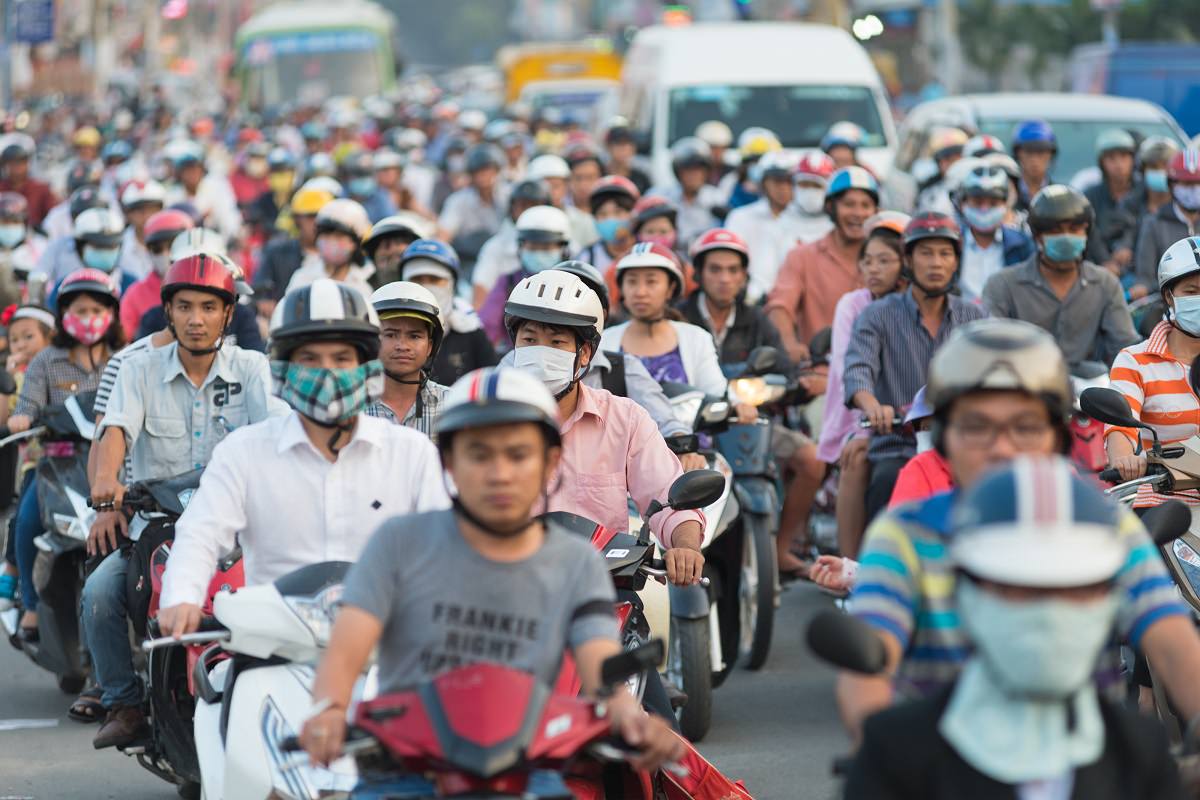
[497,40,622,131]
[234,0,400,110]
[1069,42,1200,137]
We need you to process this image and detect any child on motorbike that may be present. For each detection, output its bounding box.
[0,305,54,611]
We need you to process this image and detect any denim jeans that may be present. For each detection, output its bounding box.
[81,550,140,707]
[13,476,42,611]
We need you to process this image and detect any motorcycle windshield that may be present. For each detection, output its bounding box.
[1171,539,1200,599]
[273,561,352,598]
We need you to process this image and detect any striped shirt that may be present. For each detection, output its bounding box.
[848,490,1187,701]
[94,335,158,416]
[1107,320,1200,507]
[363,380,447,440]
[843,289,987,462]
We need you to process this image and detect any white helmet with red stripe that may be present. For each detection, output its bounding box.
[615,242,686,299]
[1168,147,1200,183]
[436,366,561,444]
[690,228,749,270]
[1157,236,1200,291]
[795,150,836,186]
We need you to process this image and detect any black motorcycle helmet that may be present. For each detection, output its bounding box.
[268,279,381,363]
[1027,185,1095,236]
[508,179,551,216]
[69,186,106,221]
[552,259,611,318]
[465,143,504,174]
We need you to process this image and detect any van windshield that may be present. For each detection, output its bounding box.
[667,85,885,149]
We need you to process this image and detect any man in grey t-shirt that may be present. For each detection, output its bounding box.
[343,508,616,693]
[300,367,683,774]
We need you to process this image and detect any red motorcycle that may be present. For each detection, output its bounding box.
[118,471,245,799]
[287,642,752,800]
[1069,363,1111,479]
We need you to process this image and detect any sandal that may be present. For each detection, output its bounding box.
[68,688,105,723]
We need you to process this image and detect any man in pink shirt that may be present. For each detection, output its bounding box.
[119,209,194,335]
[503,268,706,584]
[766,167,879,364]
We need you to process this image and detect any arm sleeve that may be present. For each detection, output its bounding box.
[842,310,883,407]
[566,544,619,650]
[93,352,124,417]
[980,271,1015,319]
[1113,511,1188,648]
[13,354,49,418]
[1105,347,1145,447]
[159,439,248,607]
[847,515,921,651]
[95,354,147,445]
[339,523,399,624]
[624,402,704,549]
[762,247,804,325]
[686,326,730,398]
[623,354,691,437]
[1133,216,1159,293]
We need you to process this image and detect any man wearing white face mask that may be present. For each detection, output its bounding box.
[845,456,1185,799]
[503,269,707,587]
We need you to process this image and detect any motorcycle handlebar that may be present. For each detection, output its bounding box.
[643,558,710,589]
[141,615,227,651]
[1099,468,1121,483]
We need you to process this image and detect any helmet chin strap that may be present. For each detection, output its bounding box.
[299,412,355,456]
[384,365,429,419]
[553,345,593,401]
[450,467,552,539]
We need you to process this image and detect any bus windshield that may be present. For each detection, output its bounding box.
[240,30,386,108]
[668,85,885,149]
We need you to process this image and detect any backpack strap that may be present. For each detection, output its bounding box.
[601,350,627,397]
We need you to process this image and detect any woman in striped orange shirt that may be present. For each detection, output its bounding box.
[1106,236,1200,499]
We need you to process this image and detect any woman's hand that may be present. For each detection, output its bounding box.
[1111,453,1148,482]
[7,414,31,433]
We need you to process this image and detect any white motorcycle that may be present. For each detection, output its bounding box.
[143,561,375,800]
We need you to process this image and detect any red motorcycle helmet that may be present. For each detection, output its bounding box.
[1168,147,1200,183]
[903,211,963,257]
[631,195,677,234]
[795,150,836,185]
[690,228,750,271]
[160,252,237,306]
[144,209,195,248]
[588,175,640,214]
[57,268,121,314]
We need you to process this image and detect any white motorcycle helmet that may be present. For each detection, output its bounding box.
[73,206,125,247]
[502,268,604,349]
[170,227,228,261]
[527,154,570,182]
[436,366,562,445]
[1158,236,1200,291]
[515,205,570,246]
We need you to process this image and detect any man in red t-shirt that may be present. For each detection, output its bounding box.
[0,142,57,231]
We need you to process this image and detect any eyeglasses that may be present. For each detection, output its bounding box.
[948,418,1054,449]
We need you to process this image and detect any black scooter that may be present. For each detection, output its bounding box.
[0,393,98,693]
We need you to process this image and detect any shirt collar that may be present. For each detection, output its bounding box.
[1146,320,1173,357]
[562,384,605,433]
[275,410,385,456]
[160,342,240,387]
[696,292,737,331]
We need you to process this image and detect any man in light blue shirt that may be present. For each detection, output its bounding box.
[82,252,283,749]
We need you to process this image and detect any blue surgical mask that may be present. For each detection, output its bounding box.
[1145,169,1169,193]
[1171,294,1200,336]
[0,224,24,249]
[962,204,1006,233]
[1174,184,1200,212]
[349,177,377,197]
[595,218,627,245]
[82,245,121,272]
[1040,233,1086,263]
[520,249,561,274]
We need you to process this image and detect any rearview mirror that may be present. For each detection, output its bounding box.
[745,346,779,376]
[601,639,664,686]
[806,609,887,675]
[1141,500,1191,547]
[1079,387,1138,428]
[667,469,725,510]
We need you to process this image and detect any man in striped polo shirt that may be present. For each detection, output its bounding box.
[838,318,1200,741]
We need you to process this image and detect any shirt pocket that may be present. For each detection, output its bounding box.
[142,415,187,472]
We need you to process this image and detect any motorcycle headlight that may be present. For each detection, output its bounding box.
[729,377,785,406]
[284,584,344,647]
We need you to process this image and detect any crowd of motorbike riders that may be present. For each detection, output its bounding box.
[4,91,1200,798]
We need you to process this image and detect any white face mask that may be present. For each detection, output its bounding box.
[915,430,934,453]
[425,282,455,320]
[793,187,825,216]
[513,345,578,397]
[151,252,172,277]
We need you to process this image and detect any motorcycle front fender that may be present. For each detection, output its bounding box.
[733,477,778,518]
[669,583,710,620]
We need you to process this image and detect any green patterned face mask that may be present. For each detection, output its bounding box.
[271,360,385,424]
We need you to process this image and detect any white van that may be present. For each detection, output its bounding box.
[620,22,897,187]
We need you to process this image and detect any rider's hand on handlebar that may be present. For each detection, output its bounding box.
[784,339,810,366]
[862,401,896,435]
[608,690,684,773]
[664,546,705,586]
[300,705,347,767]
[86,510,127,557]
[90,474,126,510]
[156,603,204,640]
[734,403,758,425]
[1111,453,1148,482]
[7,414,31,433]
[678,452,707,472]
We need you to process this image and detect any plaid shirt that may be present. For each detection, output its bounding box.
[364,380,447,440]
[14,346,104,418]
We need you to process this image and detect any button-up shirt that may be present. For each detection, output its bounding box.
[364,379,448,439]
[438,186,508,240]
[765,231,862,346]
[843,289,987,462]
[725,198,832,302]
[161,412,451,607]
[548,385,703,549]
[981,255,1139,367]
[14,345,104,418]
[98,342,284,481]
[959,231,1005,302]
